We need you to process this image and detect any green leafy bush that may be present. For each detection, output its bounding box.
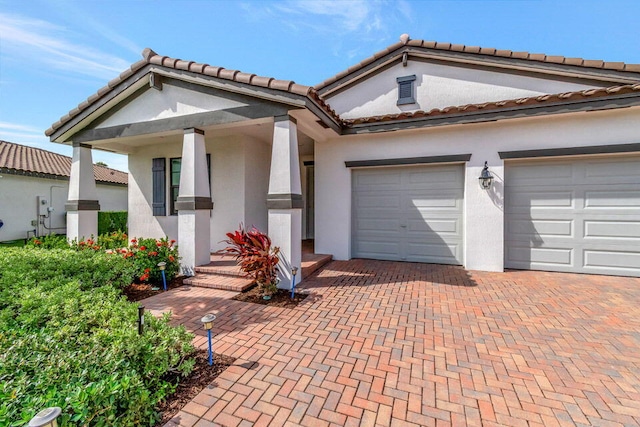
[124,237,180,285]
[98,211,128,235]
[0,248,194,426]
[25,234,68,249]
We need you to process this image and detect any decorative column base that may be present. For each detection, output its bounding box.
[178,210,211,276]
[268,209,302,289]
[66,210,98,242]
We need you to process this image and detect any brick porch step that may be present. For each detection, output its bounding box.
[185,251,333,292]
[183,273,254,292]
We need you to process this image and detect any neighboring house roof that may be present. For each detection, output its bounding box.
[45,48,340,139]
[0,140,127,185]
[315,37,640,93]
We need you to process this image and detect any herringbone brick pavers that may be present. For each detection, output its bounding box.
[148,261,640,426]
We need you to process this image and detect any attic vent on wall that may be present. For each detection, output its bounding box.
[397,75,416,105]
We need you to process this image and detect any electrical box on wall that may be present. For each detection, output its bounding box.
[37,196,49,216]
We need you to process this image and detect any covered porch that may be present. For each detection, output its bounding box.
[45,48,339,289]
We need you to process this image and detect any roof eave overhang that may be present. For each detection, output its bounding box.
[342,93,640,135]
[318,46,640,98]
[49,65,341,144]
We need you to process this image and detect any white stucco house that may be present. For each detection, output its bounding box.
[46,35,640,283]
[0,140,127,242]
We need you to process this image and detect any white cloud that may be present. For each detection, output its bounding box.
[271,0,406,35]
[0,13,132,81]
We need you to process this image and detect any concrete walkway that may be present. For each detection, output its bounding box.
[143,260,640,427]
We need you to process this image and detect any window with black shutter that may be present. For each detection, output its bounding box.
[152,158,166,216]
[397,75,416,105]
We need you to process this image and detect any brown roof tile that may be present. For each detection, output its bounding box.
[314,38,640,91]
[0,140,127,185]
[343,83,640,127]
[46,48,344,138]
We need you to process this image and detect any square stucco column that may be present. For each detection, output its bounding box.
[464,157,504,271]
[66,143,100,242]
[177,128,213,275]
[268,115,302,289]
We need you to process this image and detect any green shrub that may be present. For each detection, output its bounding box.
[98,211,128,235]
[0,248,194,426]
[25,234,68,249]
[125,237,181,285]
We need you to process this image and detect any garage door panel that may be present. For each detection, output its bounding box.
[353,164,464,265]
[507,219,573,238]
[354,170,402,187]
[508,190,575,209]
[355,240,401,260]
[584,220,640,240]
[407,169,462,189]
[408,218,460,234]
[507,163,574,185]
[407,242,461,264]
[584,190,640,208]
[357,219,401,232]
[583,250,640,274]
[356,193,401,209]
[506,156,640,277]
[507,245,573,267]
[584,159,640,184]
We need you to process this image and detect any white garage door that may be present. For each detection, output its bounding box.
[352,164,464,264]
[505,156,640,277]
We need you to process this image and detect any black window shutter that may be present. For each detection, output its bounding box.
[152,158,166,216]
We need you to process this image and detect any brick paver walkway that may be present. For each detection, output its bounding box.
[143,260,640,427]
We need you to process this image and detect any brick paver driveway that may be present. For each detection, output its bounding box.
[145,260,640,427]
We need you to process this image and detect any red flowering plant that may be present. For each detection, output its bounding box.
[125,236,180,285]
[222,224,280,296]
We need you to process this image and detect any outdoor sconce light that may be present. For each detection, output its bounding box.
[157,262,167,291]
[479,161,494,190]
[29,407,61,427]
[290,266,299,299]
[201,313,217,366]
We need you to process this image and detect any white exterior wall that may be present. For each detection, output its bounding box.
[128,135,271,251]
[315,107,640,271]
[327,61,601,119]
[0,174,126,242]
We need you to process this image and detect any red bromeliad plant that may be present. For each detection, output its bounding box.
[223,225,280,295]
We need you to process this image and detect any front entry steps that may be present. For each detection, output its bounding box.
[184,251,333,292]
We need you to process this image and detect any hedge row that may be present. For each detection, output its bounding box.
[0,249,194,426]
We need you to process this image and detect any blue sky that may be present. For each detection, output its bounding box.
[1,0,639,172]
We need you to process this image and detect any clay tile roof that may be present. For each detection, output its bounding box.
[46,48,344,138]
[314,39,640,92]
[343,83,640,127]
[0,140,127,185]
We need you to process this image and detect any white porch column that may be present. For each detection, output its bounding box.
[268,115,302,289]
[464,156,504,271]
[177,128,213,275]
[66,143,99,241]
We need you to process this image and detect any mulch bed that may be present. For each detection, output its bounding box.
[155,350,236,426]
[232,284,308,308]
[122,276,185,302]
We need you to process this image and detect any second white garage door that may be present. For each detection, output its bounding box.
[505,156,640,277]
[352,164,464,264]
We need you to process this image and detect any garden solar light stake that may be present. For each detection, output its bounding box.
[157,261,167,291]
[28,407,61,427]
[138,305,145,335]
[201,314,216,366]
[291,266,299,299]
